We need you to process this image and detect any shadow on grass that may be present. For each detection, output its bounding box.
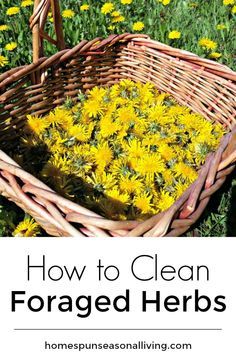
[185,169,236,237]
[227,173,236,237]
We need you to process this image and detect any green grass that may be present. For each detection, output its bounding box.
[0,0,235,236]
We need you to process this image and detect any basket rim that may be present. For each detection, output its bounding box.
[1,34,236,92]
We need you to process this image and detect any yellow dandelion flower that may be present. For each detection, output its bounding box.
[168,30,181,39]
[108,25,115,31]
[92,142,113,167]
[5,42,17,51]
[119,174,143,193]
[173,162,198,182]
[73,143,91,157]
[158,144,175,161]
[189,2,198,7]
[132,121,147,138]
[157,191,175,211]
[135,154,166,176]
[109,83,121,98]
[42,154,71,177]
[174,182,190,199]
[121,0,133,4]
[80,4,90,11]
[112,11,121,17]
[26,115,49,135]
[160,0,171,5]
[13,218,40,237]
[209,52,222,59]
[107,188,130,204]
[46,107,73,129]
[62,9,75,18]
[21,0,33,7]
[133,193,153,214]
[111,158,130,176]
[6,7,20,15]
[189,115,213,133]
[216,24,227,30]
[69,125,90,142]
[126,140,145,160]
[117,106,138,124]
[223,0,234,5]
[119,79,137,89]
[101,3,114,14]
[87,172,116,191]
[168,105,190,116]
[198,38,217,50]
[162,169,174,185]
[83,99,104,117]
[99,116,119,138]
[88,86,106,101]
[112,15,125,23]
[148,105,166,122]
[232,5,236,12]
[137,82,154,103]
[0,55,8,67]
[132,21,145,31]
[0,25,9,31]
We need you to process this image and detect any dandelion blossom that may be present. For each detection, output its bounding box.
[47,107,73,129]
[0,55,8,67]
[69,125,91,142]
[13,218,40,237]
[6,7,20,15]
[209,52,222,59]
[0,25,9,31]
[26,115,49,135]
[223,0,234,5]
[136,154,165,176]
[162,0,171,5]
[119,175,143,193]
[5,42,17,51]
[173,162,198,182]
[92,142,113,167]
[112,11,121,17]
[168,30,181,39]
[80,4,90,11]
[134,193,153,214]
[21,0,33,7]
[158,191,175,211]
[62,9,75,18]
[121,0,133,4]
[132,21,145,31]
[112,15,125,23]
[107,188,130,204]
[101,3,114,14]
[83,99,103,117]
[198,38,217,50]
[216,24,226,30]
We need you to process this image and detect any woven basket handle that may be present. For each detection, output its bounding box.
[30,0,65,63]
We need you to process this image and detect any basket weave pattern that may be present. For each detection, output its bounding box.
[0,0,235,237]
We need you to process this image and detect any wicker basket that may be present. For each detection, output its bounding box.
[0,0,235,237]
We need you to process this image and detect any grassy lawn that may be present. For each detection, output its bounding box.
[0,0,235,236]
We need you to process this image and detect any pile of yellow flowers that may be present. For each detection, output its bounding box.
[15,80,224,221]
